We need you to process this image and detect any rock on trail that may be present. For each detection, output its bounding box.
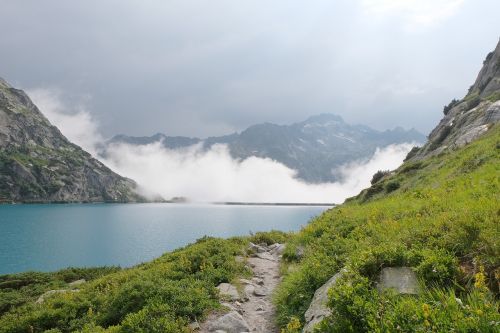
[199,242,284,333]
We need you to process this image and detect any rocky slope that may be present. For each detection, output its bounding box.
[108,115,425,183]
[0,78,142,203]
[409,38,500,160]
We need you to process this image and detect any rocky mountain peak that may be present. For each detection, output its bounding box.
[409,40,500,160]
[303,113,345,125]
[469,38,500,98]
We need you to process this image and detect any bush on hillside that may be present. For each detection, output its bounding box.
[385,180,400,193]
[403,146,421,161]
[370,170,389,185]
[443,98,460,115]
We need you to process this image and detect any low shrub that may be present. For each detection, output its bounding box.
[0,237,246,333]
[385,181,400,193]
[248,230,289,245]
[370,170,389,185]
[443,98,459,115]
[403,146,421,161]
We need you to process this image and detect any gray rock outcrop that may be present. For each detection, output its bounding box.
[376,267,420,295]
[217,283,242,302]
[207,311,250,333]
[469,39,500,98]
[302,270,344,333]
[0,77,143,203]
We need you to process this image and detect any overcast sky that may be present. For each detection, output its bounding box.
[0,0,499,138]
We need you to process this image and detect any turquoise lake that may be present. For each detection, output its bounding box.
[0,203,327,274]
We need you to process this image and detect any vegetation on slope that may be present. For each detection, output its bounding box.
[0,237,248,333]
[0,231,290,333]
[276,125,500,332]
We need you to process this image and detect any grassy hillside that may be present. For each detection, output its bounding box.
[276,125,500,332]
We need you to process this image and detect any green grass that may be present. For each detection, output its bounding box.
[0,268,120,316]
[276,125,500,332]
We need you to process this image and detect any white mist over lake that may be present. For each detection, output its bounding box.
[29,88,416,204]
[104,141,413,203]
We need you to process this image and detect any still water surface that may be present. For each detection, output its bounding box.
[0,203,327,274]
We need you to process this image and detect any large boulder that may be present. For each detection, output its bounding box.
[302,270,344,333]
[207,311,250,333]
[376,267,420,295]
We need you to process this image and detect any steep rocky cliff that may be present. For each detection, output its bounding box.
[0,78,143,203]
[409,39,500,160]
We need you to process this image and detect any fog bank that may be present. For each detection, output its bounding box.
[103,141,413,204]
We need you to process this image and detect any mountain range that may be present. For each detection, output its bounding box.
[107,115,425,183]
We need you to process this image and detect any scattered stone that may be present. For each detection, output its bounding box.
[200,245,281,332]
[239,278,253,285]
[189,321,201,331]
[207,311,250,333]
[376,267,420,295]
[68,279,85,287]
[253,286,268,297]
[255,252,276,261]
[248,242,267,253]
[217,283,241,301]
[270,243,285,255]
[244,284,255,297]
[221,302,237,311]
[303,270,345,333]
[251,277,264,285]
[269,243,279,250]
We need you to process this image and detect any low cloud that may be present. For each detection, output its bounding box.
[28,88,415,204]
[103,141,414,204]
[27,88,102,156]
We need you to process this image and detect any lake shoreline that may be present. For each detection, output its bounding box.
[0,201,335,207]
